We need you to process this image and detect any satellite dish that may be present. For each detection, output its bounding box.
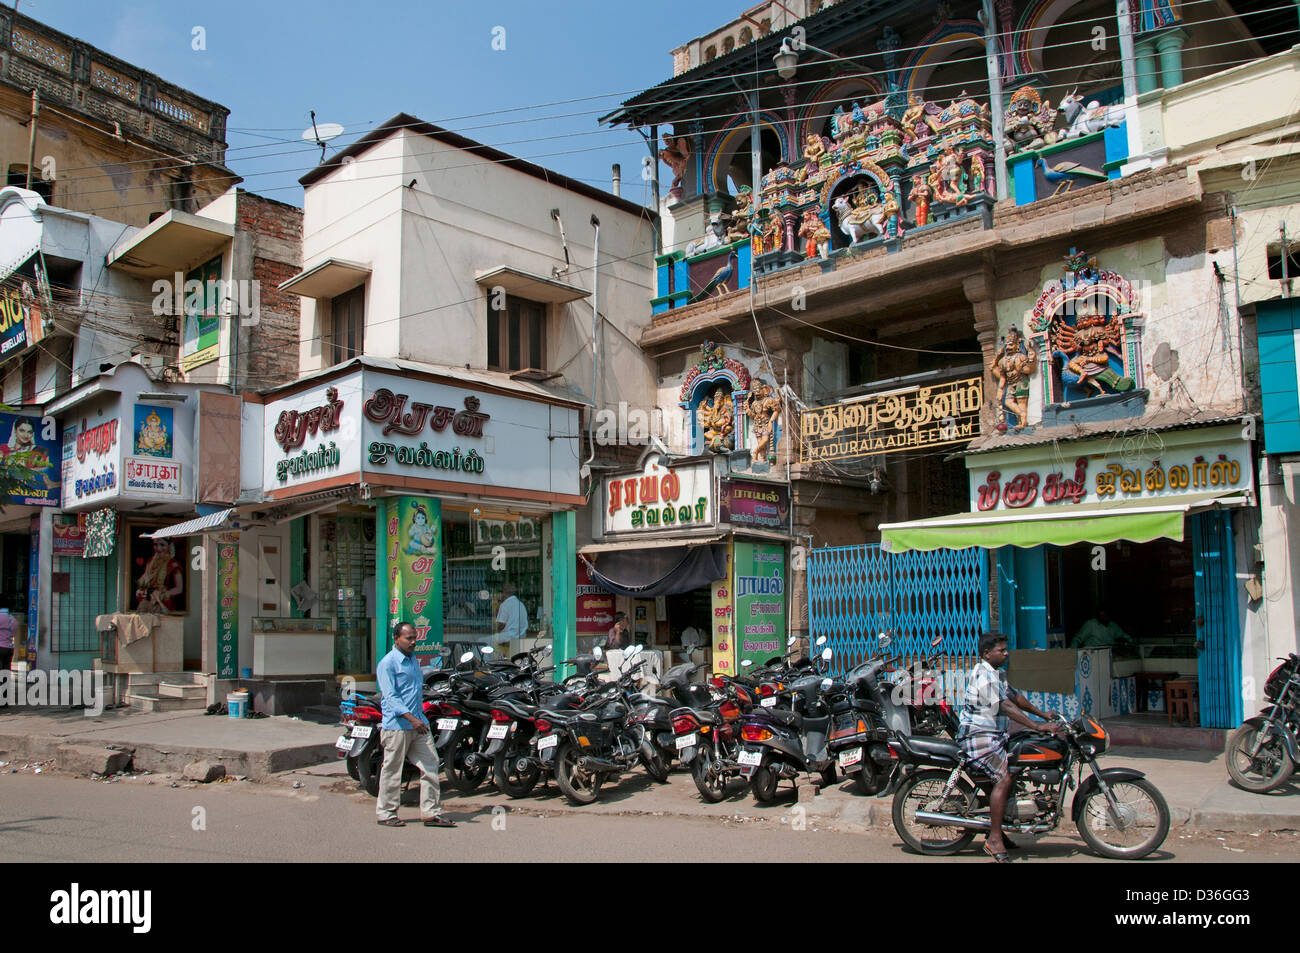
[301,122,344,144]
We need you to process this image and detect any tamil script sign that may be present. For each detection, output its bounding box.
[800,377,983,463]
[719,479,789,531]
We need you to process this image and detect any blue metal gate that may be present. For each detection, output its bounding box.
[808,544,988,677]
[1192,510,1242,729]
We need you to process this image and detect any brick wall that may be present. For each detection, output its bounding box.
[235,190,301,390]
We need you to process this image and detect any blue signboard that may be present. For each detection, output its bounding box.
[1258,299,1300,454]
[0,411,60,505]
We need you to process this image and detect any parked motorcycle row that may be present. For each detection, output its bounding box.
[336,633,1173,860]
[1226,652,1300,793]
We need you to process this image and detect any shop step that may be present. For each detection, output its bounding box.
[157,681,207,700]
[124,691,207,713]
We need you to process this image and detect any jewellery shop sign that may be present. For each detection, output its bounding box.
[968,429,1255,512]
[800,377,983,463]
[604,460,715,535]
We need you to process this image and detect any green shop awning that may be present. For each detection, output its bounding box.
[879,492,1249,553]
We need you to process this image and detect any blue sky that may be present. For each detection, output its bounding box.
[26,0,749,208]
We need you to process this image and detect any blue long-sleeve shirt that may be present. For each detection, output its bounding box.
[376,647,427,731]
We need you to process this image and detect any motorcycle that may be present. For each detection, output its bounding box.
[1226,652,1300,792]
[891,714,1170,860]
[736,638,839,803]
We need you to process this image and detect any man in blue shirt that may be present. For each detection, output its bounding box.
[375,621,455,828]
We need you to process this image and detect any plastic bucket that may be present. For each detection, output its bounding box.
[227,692,248,719]
[240,667,252,679]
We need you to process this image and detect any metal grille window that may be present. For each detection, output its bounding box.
[52,555,111,652]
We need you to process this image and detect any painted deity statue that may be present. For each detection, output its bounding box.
[929,145,970,205]
[1053,308,1135,396]
[832,190,886,243]
[908,177,932,227]
[1003,85,1059,154]
[697,386,735,453]
[661,133,692,198]
[802,133,829,177]
[136,412,169,455]
[881,192,903,239]
[990,325,1039,433]
[745,380,781,463]
[798,210,832,260]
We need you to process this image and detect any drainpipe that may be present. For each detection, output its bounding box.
[582,215,600,476]
[24,89,39,190]
[980,0,1008,202]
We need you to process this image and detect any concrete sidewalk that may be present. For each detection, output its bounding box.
[3,705,1298,833]
[0,706,340,779]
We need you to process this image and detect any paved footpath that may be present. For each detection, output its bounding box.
[1,769,1295,863]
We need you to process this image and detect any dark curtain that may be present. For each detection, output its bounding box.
[582,544,727,597]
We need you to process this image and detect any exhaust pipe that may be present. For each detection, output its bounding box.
[578,756,622,774]
[915,811,1055,834]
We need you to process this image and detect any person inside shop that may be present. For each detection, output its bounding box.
[134,539,185,612]
[0,597,15,670]
[1072,606,1135,650]
[375,620,455,828]
[495,581,529,647]
[959,631,1061,863]
[605,611,630,650]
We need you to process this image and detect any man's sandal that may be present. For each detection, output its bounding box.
[376,817,406,827]
[423,815,457,828]
[983,842,1011,863]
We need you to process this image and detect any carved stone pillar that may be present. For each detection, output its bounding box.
[963,266,1001,434]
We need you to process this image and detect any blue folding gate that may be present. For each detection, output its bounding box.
[808,544,988,679]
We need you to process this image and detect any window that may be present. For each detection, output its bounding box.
[487,294,545,372]
[7,165,52,203]
[327,285,365,366]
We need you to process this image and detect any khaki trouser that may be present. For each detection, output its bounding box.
[376,726,442,820]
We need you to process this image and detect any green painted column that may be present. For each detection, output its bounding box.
[1134,38,1159,94]
[1155,28,1186,90]
[374,498,391,661]
[550,511,577,683]
[289,517,305,618]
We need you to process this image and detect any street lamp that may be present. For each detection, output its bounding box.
[772,37,841,80]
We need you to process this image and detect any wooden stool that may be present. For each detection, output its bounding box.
[1165,679,1199,726]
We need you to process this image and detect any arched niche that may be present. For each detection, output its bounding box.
[1015,0,1095,78]
[823,171,886,252]
[705,115,790,195]
[1038,0,1123,103]
[678,344,753,456]
[901,21,988,100]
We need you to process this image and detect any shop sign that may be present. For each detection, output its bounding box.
[124,458,181,495]
[132,405,174,457]
[52,514,84,557]
[0,411,60,506]
[719,479,789,530]
[711,544,734,676]
[263,377,363,493]
[364,389,489,479]
[0,258,52,359]
[385,496,444,664]
[66,416,119,505]
[473,516,540,553]
[604,461,714,534]
[576,559,615,634]
[970,439,1253,511]
[800,377,983,463]
[216,532,238,679]
[734,542,786,669]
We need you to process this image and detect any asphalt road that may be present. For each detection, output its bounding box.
[1,769,1294,864]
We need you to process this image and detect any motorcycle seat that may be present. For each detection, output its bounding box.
[906,736,962,760]
[757,708,801,728]
[629,693,671,706]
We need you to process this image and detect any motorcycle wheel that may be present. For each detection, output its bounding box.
[691,752,729,803]
[447,728,489,795]
[853,766,886,796]
[750,764,780,803]
[554,742,603,805]
[891,768,977,855]
[357,742,384,798]
[1075,777,1170,860]
[1226,722,1295,793]
[492,749,541,799]
[345,755,360,782]
[641,748,670,783]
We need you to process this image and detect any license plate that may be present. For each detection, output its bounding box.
[335,735,351,751]
[675,732,697,750]
[761,697,777,708]
[436,718,459,731]
[737,749,762,767]
[351,725,372,739]
[487,723,511,740]
[537,734,558,751]
[838,747,864,769]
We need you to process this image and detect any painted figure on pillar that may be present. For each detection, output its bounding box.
[930,144,971,205]
[405,503,439,556]
[662,132,692,200]
[698,386,736,453]
[991,325,1039,433]
[798,210,832,259]
[745,380,781,463]
[908,177,932,226]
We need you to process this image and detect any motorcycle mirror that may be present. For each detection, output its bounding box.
[821,647,833,661]
[741,659,753,668]
[480,646,495,655]
[929,633,943,649]
[458,652,474,663]
[820,678,832,691]
[786,635,797,647]
[593,645,603,659]
[877,632,892,650]
[815,635,827,647]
